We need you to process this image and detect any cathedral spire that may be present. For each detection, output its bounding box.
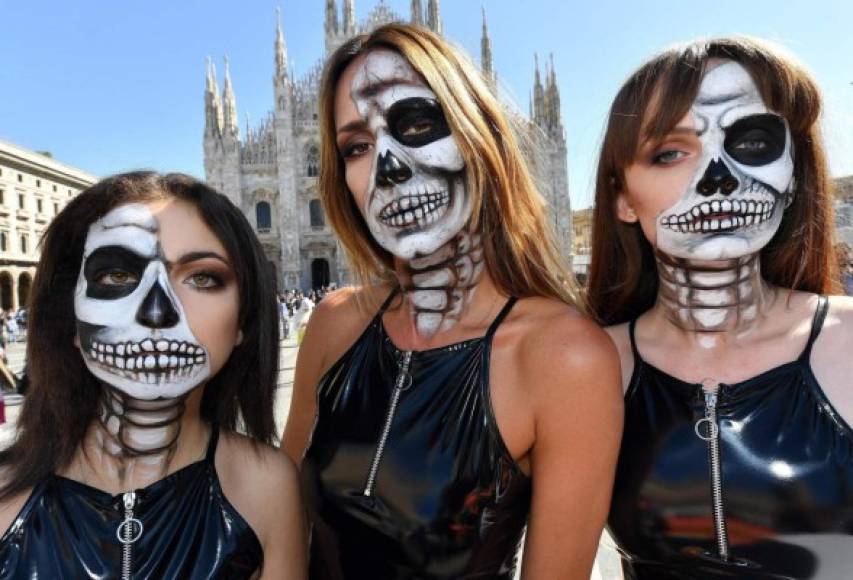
[275,7,289,79]
[204,57,223,138]
[533,53,545,127]
[411,0,423,25]
[427,0,442,35]
[325,0,339,35]
[480,6,495,91]
[343,0,355,34]
[222,56,239,137]
[547,53,564,137]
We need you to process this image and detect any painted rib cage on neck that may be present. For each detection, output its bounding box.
[403,228,484,337]
[98,383,186,466]
[655,249,763,333]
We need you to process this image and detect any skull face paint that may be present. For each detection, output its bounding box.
[348,49,471,260]
[74,204,211,400]
[656,61,794,261]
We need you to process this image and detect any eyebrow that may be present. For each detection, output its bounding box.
[170,251,231,267]
[336,118,369,137]
[353,77,420,100]
[695,91,747,106]
[101,221,158,234]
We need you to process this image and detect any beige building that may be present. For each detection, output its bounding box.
[0,139,96,311]
[571,207,593,282]
[836,175,853,248]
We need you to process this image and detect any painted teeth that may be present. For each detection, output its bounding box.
[661,199,776,233]
[379,190,452,228]
[87,339,207,374]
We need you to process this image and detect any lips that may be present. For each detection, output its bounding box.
[661,199,776,234]
[378,190,450,228]
[84,337,207,383]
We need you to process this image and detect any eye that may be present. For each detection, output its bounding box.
[652,149,688,165]
[387,97,451,147]
[184,272,223,290]
[400,118,435,137]
[95,270,138,286]
[342,141,372,160]
[724,114,786,166]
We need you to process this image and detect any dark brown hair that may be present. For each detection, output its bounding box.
[319,23,581,308]
[0,171,279,501]
[587,37,840,325]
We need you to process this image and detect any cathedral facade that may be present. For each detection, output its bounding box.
[203,0,571,291]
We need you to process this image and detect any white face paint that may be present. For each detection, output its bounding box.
[349,49,471,260]
[74,204,211,400]
[656,61,795,260]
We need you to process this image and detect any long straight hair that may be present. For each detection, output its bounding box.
[319,23,581,309]
[587,37,840,325]
[0,172,279,501]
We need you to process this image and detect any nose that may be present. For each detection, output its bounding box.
[376,150,412,188]
[696,159,739,196]
[136,282,180,328]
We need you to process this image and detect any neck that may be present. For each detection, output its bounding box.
[654,248,774,338]
[86,384,191,486]
[396,228,485,337]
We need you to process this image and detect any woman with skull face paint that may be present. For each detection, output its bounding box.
[0,172,306,578]
[587,37,853,580]
[282,23,623,580]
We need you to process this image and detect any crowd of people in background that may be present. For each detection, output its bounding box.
[277,285,337,342]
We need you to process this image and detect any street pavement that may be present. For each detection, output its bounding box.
[0,335,622,579]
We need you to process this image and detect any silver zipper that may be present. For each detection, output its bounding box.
[363,350,413,497]
[694,380,729,561]
[117,490,144,580]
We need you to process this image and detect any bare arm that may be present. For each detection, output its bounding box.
[281,287,378,465]
[520,317,624,579]
[257,453,307,580]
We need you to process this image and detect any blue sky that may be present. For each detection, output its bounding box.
[1,0,851,209]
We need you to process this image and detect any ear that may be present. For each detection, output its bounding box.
[615,193,639,223]
[235,329,244,346]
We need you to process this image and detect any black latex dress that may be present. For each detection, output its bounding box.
[0,424,262,579]
[609,296,853,579]
[302,293,531,579]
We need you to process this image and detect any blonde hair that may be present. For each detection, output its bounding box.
[319,23,581,310]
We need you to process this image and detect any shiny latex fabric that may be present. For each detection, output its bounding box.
[302,293,530,580]
[609,297,853,580]
[0,424,262,579]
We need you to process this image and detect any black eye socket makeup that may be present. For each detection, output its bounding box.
[724,114,786,166]
[84,246,151,299]
[387,97,451,148]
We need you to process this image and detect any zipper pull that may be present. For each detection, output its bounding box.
[694,379,720,441]
[117,491,144,545]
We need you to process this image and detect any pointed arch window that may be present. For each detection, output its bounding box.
[306,146,320,177]
[256,201,272,232]
[309,199,325,228]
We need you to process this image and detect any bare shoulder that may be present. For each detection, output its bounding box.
[813,294,853,366]
[216,432,301,536]
[506,297,621,402]
[0,487,32,538]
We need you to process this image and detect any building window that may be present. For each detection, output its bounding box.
[53,202,59,214]
[306,146,319,177]
[18,194,24,209]
[68,189,73,197]
[17,174,23,183]
[309,199,325,228]
[256,201,272,232]
[0,190,4,205]
[36,199,43,213]
[0,232,7,252]
[52,184,57,192]
[20,234,28,254]
[36,179,41,188]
